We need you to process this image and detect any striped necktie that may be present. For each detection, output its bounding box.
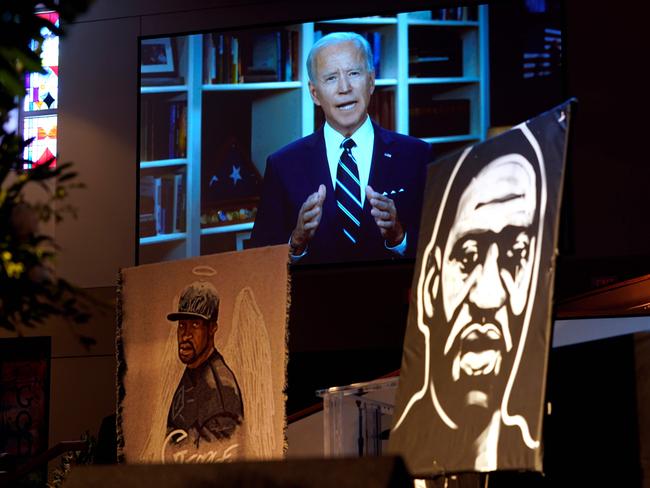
[335,138,362,244]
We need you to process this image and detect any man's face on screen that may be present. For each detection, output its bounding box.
[432,156,538,420]
[309,40,375,137]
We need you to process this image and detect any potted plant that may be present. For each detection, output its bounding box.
[0,0,94,337]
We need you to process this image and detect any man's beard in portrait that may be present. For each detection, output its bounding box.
[430,294,522,435]
[179,341,197,364]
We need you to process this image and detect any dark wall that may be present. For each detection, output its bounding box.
[549,1,650,297]
[543,334,644,487]
[563,2,650,261]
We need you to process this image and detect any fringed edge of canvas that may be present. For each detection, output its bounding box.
[282,253,291,456]
[115,269,126,463]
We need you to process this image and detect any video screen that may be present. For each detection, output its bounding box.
[137,1,565,267]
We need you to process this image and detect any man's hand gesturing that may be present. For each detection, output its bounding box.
[290,184,326,255]
[366,185,404,247]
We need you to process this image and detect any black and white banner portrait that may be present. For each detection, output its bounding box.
[389,101,574,477]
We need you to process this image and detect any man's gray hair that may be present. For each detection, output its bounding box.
[306,32,374,83]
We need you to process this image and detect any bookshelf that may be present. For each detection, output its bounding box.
[138,6,489,264]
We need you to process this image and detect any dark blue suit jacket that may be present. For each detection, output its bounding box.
[250,122,432,264]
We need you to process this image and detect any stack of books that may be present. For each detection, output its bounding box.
[203,30,299,84]
[140,96,187,161]
[140,171,186,237]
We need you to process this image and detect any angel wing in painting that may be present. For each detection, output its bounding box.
[222,286,278,459]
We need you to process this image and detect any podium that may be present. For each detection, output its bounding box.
[317,376,399,457]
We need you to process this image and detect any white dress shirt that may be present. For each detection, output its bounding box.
[323,116,374,206]
[290,116,407,259]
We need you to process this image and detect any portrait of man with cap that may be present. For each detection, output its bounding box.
[166,280,244,446]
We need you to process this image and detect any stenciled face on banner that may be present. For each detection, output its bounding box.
[390,102,571,477]
[434,150,542,430]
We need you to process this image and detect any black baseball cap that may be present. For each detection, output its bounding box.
[167,281,220,322]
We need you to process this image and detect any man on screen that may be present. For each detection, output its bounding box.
[250,32,432,263]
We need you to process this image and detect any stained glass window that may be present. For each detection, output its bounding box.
[22,11,59,169]
[24,13,59,112]
[22,115,57,169]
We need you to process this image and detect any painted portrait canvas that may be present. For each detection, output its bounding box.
[117,245,289,463]
[389,101,574,477]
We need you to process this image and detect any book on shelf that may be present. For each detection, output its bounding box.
[171,102,187,159]
[210,33,242,83]
[244,31,280,82]
[446,7,464,21]
[139,213,156,238]
[207,30,299,84]
[209,34,233,83]
[278,29,299,82]
[160,174,176,233]
[139,171,186,238]
[139,99,153,162]
[231,36,240,83]
[154,176,163,234]
[282,31,291,81]
[274,33,282,81]
[242,30,298,83]
[166,99,187,160]
[363,31,382,78]
[168,104,177,159]
[173,172,186,233]
[430,7,477,21]
[214,33,224,83]
[409,97,470,138]
[139,175,156,237]
[139,97,187,161]
[203,35,216,83]
[409,30,462,78]
[381,88,395,131]
[368,88,395,131]
[286,30,299,81]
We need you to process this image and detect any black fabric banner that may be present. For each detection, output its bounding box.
[389,101,574,477]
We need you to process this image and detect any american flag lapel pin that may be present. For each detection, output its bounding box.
[384,152,392,158]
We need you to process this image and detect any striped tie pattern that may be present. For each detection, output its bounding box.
[335,138,362,244]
